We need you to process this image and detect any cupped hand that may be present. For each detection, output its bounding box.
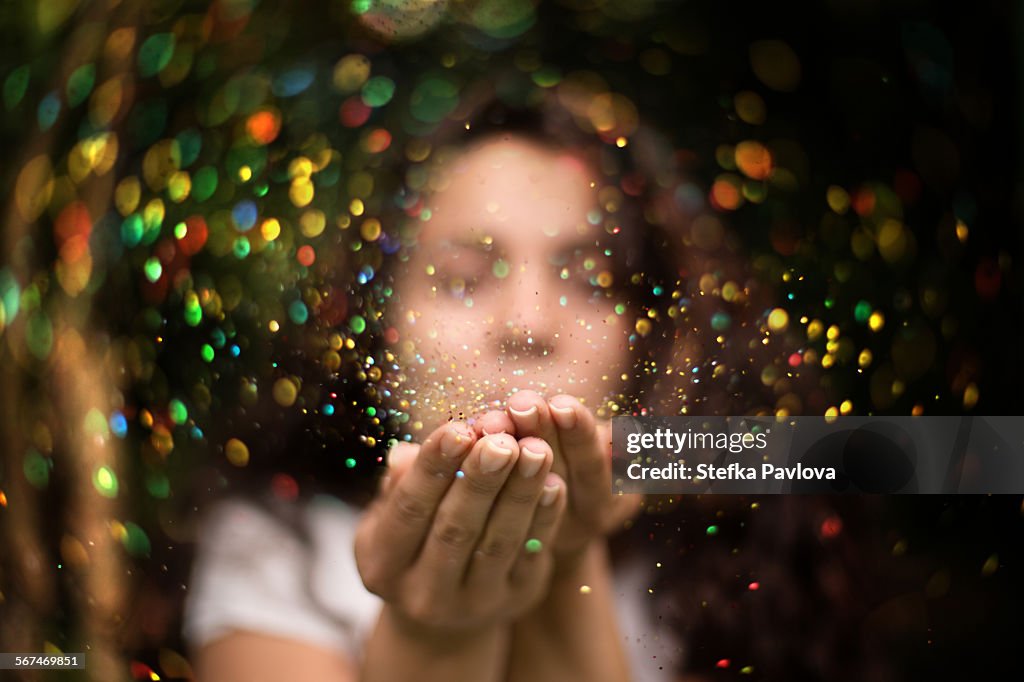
[498,391,643,560]
[354,421,566,635]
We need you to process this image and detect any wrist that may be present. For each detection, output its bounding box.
[550,539,609,583]
[383,604,504,649]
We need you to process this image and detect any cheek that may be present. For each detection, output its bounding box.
[566,314,632,372]
[391,283,487,362]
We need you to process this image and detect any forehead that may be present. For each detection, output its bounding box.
[422,136,599,245]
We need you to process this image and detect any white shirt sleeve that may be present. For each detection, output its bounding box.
[182,495,382,662]
[183,494,681,679]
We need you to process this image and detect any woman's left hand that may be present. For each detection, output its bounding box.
[389,393,643,563]
[500,391,643,561]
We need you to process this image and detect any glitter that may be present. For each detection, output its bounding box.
[710,176,742,210]
[288,300,308,324]
[138,33,175,77]
[143,257,162,282]
[200,344,214,362]
[364,128,392,153]
[410,75,459,123]
[296,245,316,267]
[350,315,367,334]
[492,259,510,278]
[455,470,465,478]
[706,525,718,536]
[66,63,96,107]
[233,236,251,258]
[748,581,760,591]
[192,166,218,201]
[579,585,592,594]
[955,219,969,243]
[261,218,281,241]
[232,200,258,232]
[963,382,979,409]
[767,308,789,332]
[246,109,281,145]
[711,311,731,331]
[273,377,299,406]
[716,659,730,669]
[110,412,128,438]
[3,64,29,109]
[37,91,60,130]
[361,218,382,241]
[734,140,772,180]
[290,178,314,206]
[93,465,118,498]
[168,399,188,425]
[23,451,49,489]
[868,311,885,332]
[121,522,151,557]
[361,76,396,107]
[524,538,543,553]
[345,458,357,469]
[184,293,202,326]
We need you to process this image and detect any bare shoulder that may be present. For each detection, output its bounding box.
[195,630,358,682]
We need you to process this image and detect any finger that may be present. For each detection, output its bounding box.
[416,433,520,596]
[473,409,516,438]
[465,437,553,589]
[507,390,566,480]
[381,441,419,496]
[358,421,476,580]
[549,395,609,525]
[510,472,566,587]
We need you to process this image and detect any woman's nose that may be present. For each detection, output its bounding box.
[495,268,560,360]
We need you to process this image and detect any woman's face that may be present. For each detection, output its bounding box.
[390,135,633,427]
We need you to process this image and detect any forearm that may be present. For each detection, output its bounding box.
[360,604,511,682]
[507,540,631,682]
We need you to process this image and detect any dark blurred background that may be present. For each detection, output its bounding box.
[1,1,1022,680]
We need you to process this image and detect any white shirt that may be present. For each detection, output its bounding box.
[184,495,682,681]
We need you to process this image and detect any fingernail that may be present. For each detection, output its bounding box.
[509,404,538,419]
[549,403,576,429]
[441,424,473,458]
[518,446,545,478]
[540,477,561,506]
[480,439,514,473]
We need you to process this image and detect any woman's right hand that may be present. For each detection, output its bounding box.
[354,421,566,637]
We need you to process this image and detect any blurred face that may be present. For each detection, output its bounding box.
[390,135,632,426]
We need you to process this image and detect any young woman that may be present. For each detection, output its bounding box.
[183,89,735,681]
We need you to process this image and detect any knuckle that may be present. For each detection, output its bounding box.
[462,472,502,497]
[420,453,452,479]
[478,535,515,561]
[393,492,432,525]
[504,488,538,507]
[433,518,475,551]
